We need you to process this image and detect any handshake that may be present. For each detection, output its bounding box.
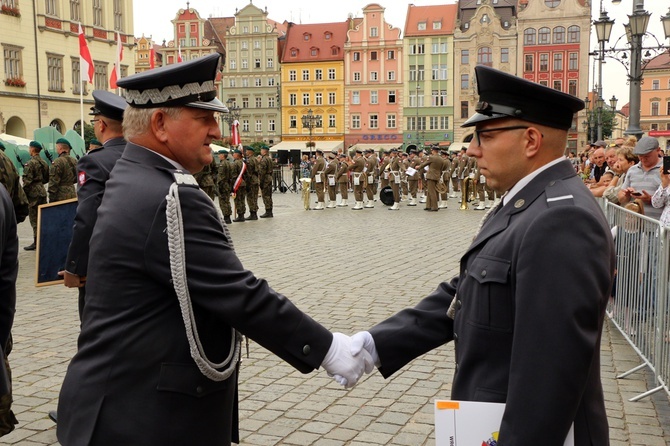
[320,331,379,389]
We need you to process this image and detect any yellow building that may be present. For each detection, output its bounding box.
[1,0,134,137]
[275,21,349,153]
[134,35,162,73]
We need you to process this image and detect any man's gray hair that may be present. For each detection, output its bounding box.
[123,107,182,140]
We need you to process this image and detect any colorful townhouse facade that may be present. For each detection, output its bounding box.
[641,51,670,150]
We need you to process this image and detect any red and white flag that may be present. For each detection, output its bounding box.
[230,119,241,147]
[233,161,247,194]
[149,46,156,69]
[177,45,183,63]
[109,31,123,89]
[78,23,94,83]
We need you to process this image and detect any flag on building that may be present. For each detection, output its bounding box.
[177,46,183,63]
[109,31,123,89]
[230,119,242,147]
[149,47,156,69]
[78,23,94,83]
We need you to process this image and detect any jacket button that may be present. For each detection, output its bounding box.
[481,270,487,277]
[464,268,468,275]
[196,386,203,394]
[456,300,462,309]
[453,333,458,342]
[302,345,311,355]
[455,363,459,373]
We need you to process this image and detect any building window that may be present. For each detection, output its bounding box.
[315,93,323,105]
[370,27,378,37]
[71,58,85,94]
[289,70,296,81]
[441,116,449,129]
[524,28,536,45]
[302,93,310,106]
[315,69,323,80]
[667,101,670,115]
[524,54,534,72]
[254,40,261,49]
[387,71,395,81]
[387,114,396,128]
[539,80,548,87]
[353,72,361,81]
[328,92,336,105]
[432,42,447,54]
[255,78,262,87]
[352,91,360,105]
[388,90,396,104]
[112,0,123,30]
[568,52,578,70]
[191,38,197,47]
[652,79,660,90]
[70,0,80,21]
[461,74,469,90]
[268,96,275,108]
[545,0,560,7]
[267,58,274,68]
[370,51,378,61]
[461,101,469,119]
[432,64,439,80]
[242,98,249,108]
[433,21,442,30]
[567,26,580,43]
[255,120,262,132]
[242,120,249,132]
[93,62,107,90]
[229,79,236,88]
[369,114,379,129]
[328,68,335,80]
[370,91,378,104]
[553,80,562,91]
[651,102,659,116]
[553,26,566,44]
[289,94,297,106]
[302,69,309,81]
[230,59,236,70]
[370,71,378,81]
[477,47,492,67]
[538,27,550,44]
[255,97,262,108]
[501,48,509,63]
[387,50,395,60]
[568,79,577,96]
[268,78,275,87]
[241,41,248,50]
[93,0,103,26]
[4,45,22,81]
[352,115,361,129]
[417,22,426,31]
[254,58,261,68]
[430,116,439,130]
[242,79,249,88]
[290,115,297,128]
[553,53,563,71]
[410,43,425,55]
[311,49,318,57]
[409,65,417,81]
[461,50,469,64]
[539,53,549,71]
[353,52,361,61]
[268,119,276,132]
[241,59,248,69]
[324,32,331,40]
[46,0,57,16]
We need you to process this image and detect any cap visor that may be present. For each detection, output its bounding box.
[186,97,229,113]
[462,112,508,128]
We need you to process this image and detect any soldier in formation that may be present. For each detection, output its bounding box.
[335,153,349,207]
[364,149,378,208]
[349,149,365,210]
[324,152,338,208]
[258,147,274,218]
[216,150,233,224]
[244,147,259,220]
[22,141,49,250]
[194,160,217,200]
[310,149,326,210]
[48,138,77,203]
[439,149,451,209]
[231,148,247,222]
[386,148,402,211]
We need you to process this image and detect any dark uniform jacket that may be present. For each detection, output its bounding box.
[258,154,274,184]
[369,160,613,446]
[65,137,125,277]
[56,144,332,446]
[418,154,443,181]
[48,153,77,202]
[22,156,48,201]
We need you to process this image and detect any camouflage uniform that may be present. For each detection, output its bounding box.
[258,152,274,217]
[217,158,233,221]
[232,157,246,221]
[48,153,77,202]
[244,153,260,218]
[194,160,216,200]
[22,155,49,238]
[0,151,28,224]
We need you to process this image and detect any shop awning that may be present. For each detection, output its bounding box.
[270,140,343,152]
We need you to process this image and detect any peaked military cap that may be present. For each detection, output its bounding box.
[116,53,228,113]
[315,149,323,155]
[463,65,584,130]
[90,90,127,121]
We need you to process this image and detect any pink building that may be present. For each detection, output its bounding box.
[344,3,403,151]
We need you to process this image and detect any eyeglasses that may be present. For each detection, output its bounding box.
[90,119,100,125]
[473,125,530,146]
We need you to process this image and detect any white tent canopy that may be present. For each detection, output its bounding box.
[0,133,31,147]
[270,140,343,153]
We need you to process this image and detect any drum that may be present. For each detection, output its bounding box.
[379,186,394,206]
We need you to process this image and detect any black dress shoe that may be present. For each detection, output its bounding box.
[24,242,36,251]
[48,410,57,423]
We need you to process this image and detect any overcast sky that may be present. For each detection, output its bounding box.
[133,1,670,107]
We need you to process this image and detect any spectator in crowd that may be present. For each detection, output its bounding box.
[589,147,608,183]
[603,146,638,204]
[651,162,670,227]
[618,136,663,219]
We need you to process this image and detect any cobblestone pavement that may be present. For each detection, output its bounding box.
[3,189,669,445]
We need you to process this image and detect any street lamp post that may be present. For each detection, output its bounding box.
[301,109,317,158]
[222,98,241,145]
[594,7,614,141]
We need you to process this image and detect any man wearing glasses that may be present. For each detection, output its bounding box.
[351,65,614,445]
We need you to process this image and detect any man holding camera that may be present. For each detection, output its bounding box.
[618,136,663,219]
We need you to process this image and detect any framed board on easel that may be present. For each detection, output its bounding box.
[35,198,77,286]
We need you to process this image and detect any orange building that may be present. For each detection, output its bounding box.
[641,51,670,151]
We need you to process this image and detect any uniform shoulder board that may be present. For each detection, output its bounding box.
[172,171,199,187]
[545,179,574,207]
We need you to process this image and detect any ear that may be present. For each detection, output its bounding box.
[523,127,543,159]
[152,110,169,143]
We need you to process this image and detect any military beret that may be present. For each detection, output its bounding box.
[56,138,71,148]
[89,138,101,146]
[244,146,254,152]
[29,140,42,149]
[633,136,660,155]
[116,53,228,113]
[0,141,4,151]
[233,149,242,155]
[217,149,229,154]
[90,90,127,121]
[463,65,584,130]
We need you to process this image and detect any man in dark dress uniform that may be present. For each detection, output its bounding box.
[56,54,372,446]
[351,66,614,446]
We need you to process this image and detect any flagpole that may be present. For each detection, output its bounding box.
[80,79,84,142]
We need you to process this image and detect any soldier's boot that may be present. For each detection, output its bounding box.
[233,213,245,222]
[364,199,374,208]
[24,238,36,251]
[313,202,325,210]
[337,199,348,207]
[389,202,400,210]
[260,209,273,218]
[352,201,363,210]
[485,198,491,209]
[474,201,486,210]
[224,215,232,224]
[441,200,448,209]
[419,196,427,203]
[326,201,336,208]
[248,211,258,220]
[408,197,417,206]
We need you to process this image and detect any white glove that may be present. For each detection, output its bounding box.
[321,332,375,388]
[350,331,380,367]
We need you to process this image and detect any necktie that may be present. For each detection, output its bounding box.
[473,191,507,238]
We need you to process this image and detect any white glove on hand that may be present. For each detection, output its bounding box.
[321,332,375,388]
[350,331,380,367]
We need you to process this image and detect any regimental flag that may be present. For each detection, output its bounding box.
[149,47,156,69]
[177,45,183,63]
[230,119,241,147]
[109,31,123,89]
[78,23,94,83]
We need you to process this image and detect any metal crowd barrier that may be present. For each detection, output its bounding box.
[605,201,670,402]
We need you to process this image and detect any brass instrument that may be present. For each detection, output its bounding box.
[300,178,312,210]
[436,179,448,194]
[459,177,476,210]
